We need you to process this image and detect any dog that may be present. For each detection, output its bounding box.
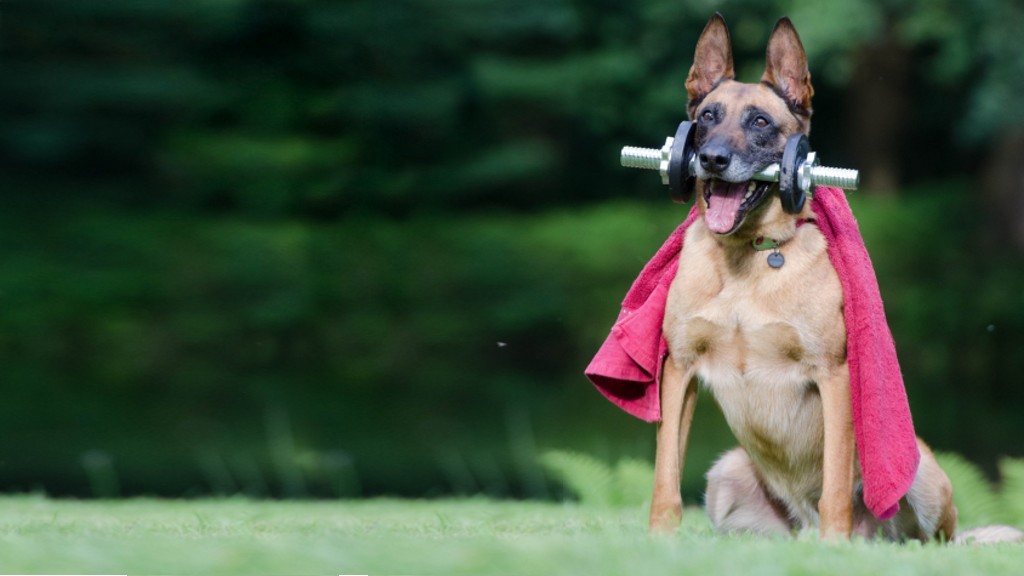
[647,14,958,541]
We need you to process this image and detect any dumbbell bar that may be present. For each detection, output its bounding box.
[620,143,859,190]
[620,121,859,212]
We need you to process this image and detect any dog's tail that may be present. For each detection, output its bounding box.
[954,525,1024,544]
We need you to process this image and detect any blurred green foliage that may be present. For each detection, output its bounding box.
[0,0,1022,498]
[540,450,655,507]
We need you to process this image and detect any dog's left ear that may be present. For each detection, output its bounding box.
[686,13,735,118]
[761,17,813,116]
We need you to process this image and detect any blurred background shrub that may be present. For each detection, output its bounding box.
[0,0,1022,500]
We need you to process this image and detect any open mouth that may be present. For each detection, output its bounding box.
[703,179,773,235]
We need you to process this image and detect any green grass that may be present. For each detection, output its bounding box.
[1,496,1023,575]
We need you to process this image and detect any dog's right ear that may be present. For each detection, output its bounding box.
[686,13,735,118]
[761,17,813,116]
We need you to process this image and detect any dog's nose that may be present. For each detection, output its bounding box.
[699,145,732,173]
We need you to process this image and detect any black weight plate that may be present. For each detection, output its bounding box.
[779,134,809,214]
[668,121,696,203]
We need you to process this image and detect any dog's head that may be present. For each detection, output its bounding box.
[686,14,814,238]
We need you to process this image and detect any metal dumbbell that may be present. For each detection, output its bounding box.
[620,121,859,213]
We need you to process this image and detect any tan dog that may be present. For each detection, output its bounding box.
[648,14,958,541]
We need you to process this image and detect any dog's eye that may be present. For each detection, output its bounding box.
[752,116,770,128]
[700,110,715,122]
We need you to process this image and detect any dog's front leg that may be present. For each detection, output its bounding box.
[649,356,698,533]
[818,362,855,539]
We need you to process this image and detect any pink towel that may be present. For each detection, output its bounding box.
[585,187,919,520]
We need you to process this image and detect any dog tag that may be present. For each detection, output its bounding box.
[767,250,785,269]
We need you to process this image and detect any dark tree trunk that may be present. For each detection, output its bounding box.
[983,129,1024,251]
[846,31,911,194]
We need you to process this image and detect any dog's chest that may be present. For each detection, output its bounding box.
[664,222,845,479]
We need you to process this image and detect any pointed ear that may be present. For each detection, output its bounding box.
[761,17,814,115]
[686,13,734,116]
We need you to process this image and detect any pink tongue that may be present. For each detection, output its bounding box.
[705,181,748,234]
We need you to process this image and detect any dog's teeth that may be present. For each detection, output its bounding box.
[745,182,761,202]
